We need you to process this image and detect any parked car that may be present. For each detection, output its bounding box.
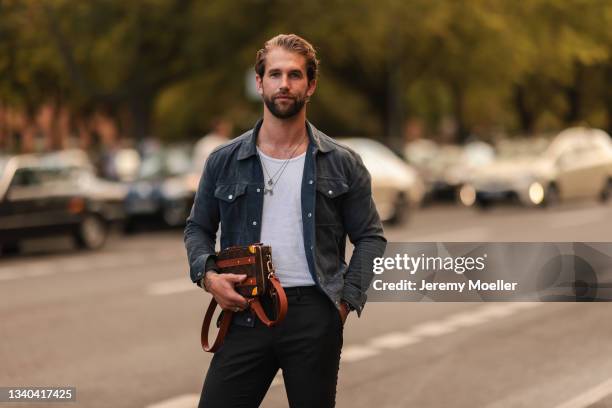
[0,151,127,253]
[406,140,495,202]
[459,127,612,209]
[124,146,197,229]
[338,138,425,224]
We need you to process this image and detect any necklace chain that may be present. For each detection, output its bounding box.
[258,138,306,195]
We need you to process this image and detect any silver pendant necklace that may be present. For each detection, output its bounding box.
[258,138,305,195]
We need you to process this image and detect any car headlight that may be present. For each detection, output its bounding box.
[459,184,476,206]
[528,182,544,205]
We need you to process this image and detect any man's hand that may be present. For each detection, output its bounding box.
[203,271,249,312]
[339,301,351,325]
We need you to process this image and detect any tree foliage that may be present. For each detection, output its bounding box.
[1,0,612,147]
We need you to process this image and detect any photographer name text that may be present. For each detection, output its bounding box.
[372,279,518,292]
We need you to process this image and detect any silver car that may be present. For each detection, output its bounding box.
[460,127,612,208]
[339,138,424,224]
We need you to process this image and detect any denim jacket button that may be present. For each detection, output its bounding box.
[328,190,333,195]
[308,180,313,184]
[228,194,233,199]
[252,221,257,226]
[307,212,312,217]
[256,188,261,193]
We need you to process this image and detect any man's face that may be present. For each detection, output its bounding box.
[256,47,316,119]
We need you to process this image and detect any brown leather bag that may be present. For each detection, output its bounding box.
[201,243,288,352]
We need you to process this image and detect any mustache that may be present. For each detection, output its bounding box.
[273,93,295,99]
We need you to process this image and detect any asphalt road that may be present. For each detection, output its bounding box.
[1,200,612,408]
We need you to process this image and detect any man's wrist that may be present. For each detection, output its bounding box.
[341,300,354,313]
[201,271,218,292]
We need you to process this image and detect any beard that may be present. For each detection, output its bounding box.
[263,91,307,119]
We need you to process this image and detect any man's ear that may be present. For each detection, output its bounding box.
[255,74,264,96]
[306,79,317,98]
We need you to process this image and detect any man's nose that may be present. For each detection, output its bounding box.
[279,74,290,89]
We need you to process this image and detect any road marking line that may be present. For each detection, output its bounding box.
[0,251,185,282]
[368,332,421,349]
[268,302,542,390]
[341,345,381,362]
[554,377,612,408]
[442,311,490,327]
[0,268,55,281]
[410,321,457,337]
[475,303,521,318]
[147,302,544,408]
[147,279,198,296]
[148,303,543,405]
[0,271,21,281]
[146,394,200,408]
[23,269,54,278]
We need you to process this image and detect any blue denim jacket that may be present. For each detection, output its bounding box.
[184,120,386,317]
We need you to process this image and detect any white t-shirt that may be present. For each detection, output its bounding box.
[257,148,315,287]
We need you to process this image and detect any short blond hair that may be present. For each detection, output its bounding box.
[254,34,319,83]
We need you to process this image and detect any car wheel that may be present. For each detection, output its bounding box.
[1,242,21,256]
[542,184,560,208]
[75,215,108,249]
[475,198,492,210]
[599,178,612,202]
[387,193,410,225]
[162,201,188,227]
[123,218,137,234]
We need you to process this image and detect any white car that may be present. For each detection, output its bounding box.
[339,138,424,224]
[460,127,612,208]
[406,140,495,202]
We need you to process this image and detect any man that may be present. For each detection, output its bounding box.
[193,118,233,176]
[184,34,386,408]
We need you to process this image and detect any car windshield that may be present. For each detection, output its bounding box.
[139,149,192,179]
[339,138,412,179]
[496,138,550,159]
[341,139,404,165]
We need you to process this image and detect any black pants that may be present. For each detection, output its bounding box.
[199,286,344,408]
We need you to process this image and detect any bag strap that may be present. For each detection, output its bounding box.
[249,275,288,327]
[200,278,288,352]
[200,259,288,352]
[201,299,233,353]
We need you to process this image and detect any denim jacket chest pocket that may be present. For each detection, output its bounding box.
[214,183,248,232]
[315,177,349,226]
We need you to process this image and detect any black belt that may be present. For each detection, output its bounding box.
[283,285,320,296]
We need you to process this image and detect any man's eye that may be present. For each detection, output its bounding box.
[270,73,280,78]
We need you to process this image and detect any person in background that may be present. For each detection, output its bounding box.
[193,119,233,175]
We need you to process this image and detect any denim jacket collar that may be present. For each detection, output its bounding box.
[237,119,335,161]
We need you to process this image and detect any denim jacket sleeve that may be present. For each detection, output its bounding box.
[184,155,220,284]
[340,153,387,316]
